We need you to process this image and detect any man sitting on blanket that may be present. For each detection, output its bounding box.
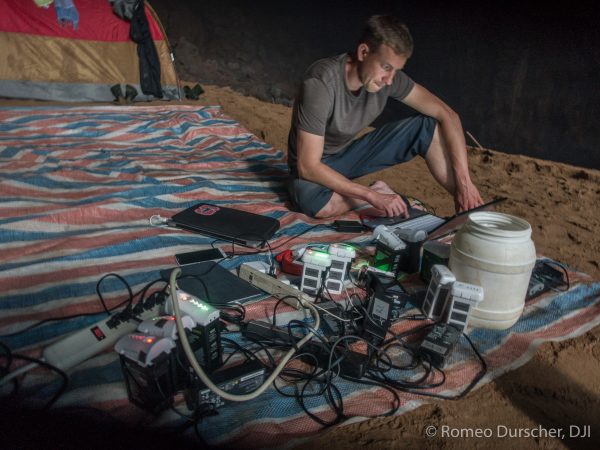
[287,15,484,218]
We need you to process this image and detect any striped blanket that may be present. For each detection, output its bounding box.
[1,105,599,448]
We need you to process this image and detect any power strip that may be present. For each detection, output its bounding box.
[238,263,313,309]
[43,298,164,371]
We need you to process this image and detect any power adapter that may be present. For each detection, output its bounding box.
[333,220,366,233]
[418,323,461,368]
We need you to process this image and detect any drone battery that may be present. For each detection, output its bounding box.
[373,240,409,276]
[119,352,177,413]
[183,319,223,375]
[385,282,413,322]
[362,273,397,342]
[115,334,178,413]
[324,244,356,294]
[393,228,427,273]
[185,359,266,410]
[300,249,332,295]
[444,281,484,332]
[420,241,451,283]
[419,323,462,368]
[421,265,455,320]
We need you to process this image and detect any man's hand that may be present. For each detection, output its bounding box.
[368,190,409,217]
[454,179,484,212]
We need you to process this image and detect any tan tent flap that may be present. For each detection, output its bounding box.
[0,33,177,87]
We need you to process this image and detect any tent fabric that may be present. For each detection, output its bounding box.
[0,0,179,102]
[0,0,164,39]
[1,105,599,448]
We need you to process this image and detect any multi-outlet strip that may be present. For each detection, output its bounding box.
[238,263,313,309]
[43,298,164,371]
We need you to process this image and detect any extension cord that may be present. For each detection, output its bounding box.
[238,263,313,309]
[43,299,164,371]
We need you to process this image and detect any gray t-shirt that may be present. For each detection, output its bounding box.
[288,53,414,168]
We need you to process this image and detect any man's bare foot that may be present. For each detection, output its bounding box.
[353,180,404,217]
[368,180,396,195]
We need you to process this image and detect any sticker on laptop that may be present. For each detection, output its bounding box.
[194,204,220,216]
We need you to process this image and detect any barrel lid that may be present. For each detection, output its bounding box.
[466,212,532,238]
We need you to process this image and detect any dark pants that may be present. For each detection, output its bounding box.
[288,114,437,217]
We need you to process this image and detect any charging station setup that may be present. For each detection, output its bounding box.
[1,208,570,444]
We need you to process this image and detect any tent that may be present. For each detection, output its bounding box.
[0,0,180,102]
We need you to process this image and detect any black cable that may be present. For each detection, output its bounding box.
[219,337,269,368]
[286,320,333,354]
[0,276,167,339]
[233,335,277,369]
[289,332,360,426]
[368,329,487,400]
[376,341,420,371]
[297,369,345,427]
[135,278,169,307]
[270,295,305,328]
[273,353,320,398]
[369,323,437,383]
[192,406,218,444]
[249,320,347,424]
[218,304,246,325]
[370,355,438,389]
[339,373,401,418]
[96,273,134,314]
[3,352,68,410]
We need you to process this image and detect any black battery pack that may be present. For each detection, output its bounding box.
[526,259,567,300]
[418,323,462,368]
[118,352,177,413]
[185,359,266,411]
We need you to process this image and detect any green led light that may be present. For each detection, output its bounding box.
[311,250,329,259]
[189,298,209,311]
[332,243,352,250]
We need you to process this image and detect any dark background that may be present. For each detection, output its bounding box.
[152,0,600,169]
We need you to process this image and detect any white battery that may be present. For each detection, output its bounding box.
[114,334,176,367]
[164,290,220,326]
[445,281,484,332]
[324,244,356,294]
[421,264,456,320]
[300,249,332,295]
[373,225,406,251]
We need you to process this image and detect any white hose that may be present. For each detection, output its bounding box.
[169,268,320,402]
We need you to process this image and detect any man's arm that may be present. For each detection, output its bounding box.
[295,129,407,217]
[401,83,483,211]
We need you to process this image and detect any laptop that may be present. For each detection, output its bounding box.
[361,197,506,240]
[171,203,280,248]
[160,261,264,306]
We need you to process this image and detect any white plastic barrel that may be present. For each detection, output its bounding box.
[449,212,536,329]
